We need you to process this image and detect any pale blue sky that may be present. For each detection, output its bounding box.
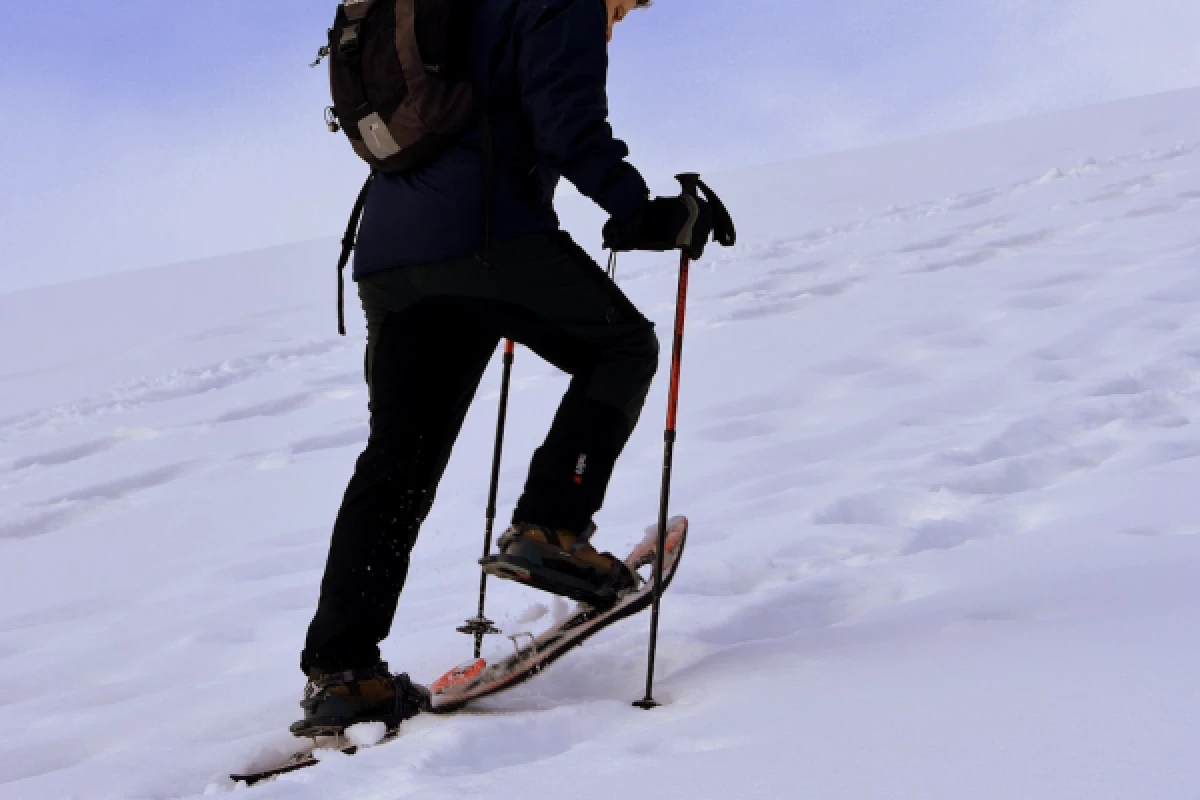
[2,0,1198,291]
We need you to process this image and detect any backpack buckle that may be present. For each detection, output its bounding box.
[339,23,362,57]
[310,44,331,68]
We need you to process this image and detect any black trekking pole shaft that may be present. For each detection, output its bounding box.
[635,249,691,710]
[473,339,515,657]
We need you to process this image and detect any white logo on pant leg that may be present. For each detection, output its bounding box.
[574,454,587,484]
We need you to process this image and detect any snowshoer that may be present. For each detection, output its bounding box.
[295,0,713,736]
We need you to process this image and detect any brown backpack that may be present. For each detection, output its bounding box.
[317,0,481,173]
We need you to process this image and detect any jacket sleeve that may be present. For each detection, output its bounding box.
[516,0,650,219]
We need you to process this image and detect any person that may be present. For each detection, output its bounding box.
[293,0,711,736]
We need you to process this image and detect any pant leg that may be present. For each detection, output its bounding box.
[485,232,661,532]
[390,232,659,534]
[301,289,498,674]
[302,232,659,672]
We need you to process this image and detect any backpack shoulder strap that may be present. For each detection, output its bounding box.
[337,175,375,336]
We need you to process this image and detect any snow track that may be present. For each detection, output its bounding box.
[1,88,1200,798]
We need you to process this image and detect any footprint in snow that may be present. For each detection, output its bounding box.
[1126,201,1185,218]
[716,277,784,300]
[768,260,824,276]
[697,418,780,443]
[1007,292,1074,311]
[896,233,960,254]
[727,300,803,321]
[1136,439,1200,466]
[987,229,1055,249]
[289,425,369,455]
[1142,281,1200,307]
[813,355,890,377]
[918,247,1001,273]
[306,369,363,389]
[1121,525,1200,538]
[937,418,1072,467]
[38,462,194,506]
[960,215,1012,235]
[0,463,195,541]
[214,392,314,423]
[947,188,1001,211]
[8,437,120,472]
[812,488,963,528]
[0,506,86,541]
[1082,174,1158,204]
[1087,376,1148,397]
[902,518,996,556]
[1029,363,1075,383]
[1010,270,1093,292]
[944,442,1119,497]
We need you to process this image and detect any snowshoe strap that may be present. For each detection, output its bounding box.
[595,553,634,595]
[308,661,389,692]
[392,672,432,716]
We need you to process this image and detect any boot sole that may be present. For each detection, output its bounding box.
[289,712,406,738]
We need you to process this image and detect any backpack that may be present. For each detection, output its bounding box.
[320,0,481,173]
[312,0,489,334]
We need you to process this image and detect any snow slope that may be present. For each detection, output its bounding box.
[2,87,1200,799]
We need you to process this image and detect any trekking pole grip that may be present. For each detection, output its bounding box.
[675,172,738,258]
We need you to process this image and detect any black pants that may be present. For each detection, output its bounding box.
[301,232,659,673]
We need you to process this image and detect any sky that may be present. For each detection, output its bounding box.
[1,0,1199,292]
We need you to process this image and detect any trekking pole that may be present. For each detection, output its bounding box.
[635,174,736,710]
[458,339,516,656]
[632,244,691,710]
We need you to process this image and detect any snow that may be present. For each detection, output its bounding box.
[2,86,1200,798]
[343,723,388,749]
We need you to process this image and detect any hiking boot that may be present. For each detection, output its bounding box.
[290,663,428,738]
[483,522,638,606]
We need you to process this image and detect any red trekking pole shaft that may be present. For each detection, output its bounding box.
[634,172,736,709]
[635,248,691,709]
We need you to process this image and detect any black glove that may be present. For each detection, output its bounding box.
[603,195,714,258]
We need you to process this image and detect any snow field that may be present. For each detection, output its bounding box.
[1,87,1199,798]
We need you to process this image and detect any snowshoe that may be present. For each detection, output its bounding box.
[480,522,638,606]
[289,663,428,738]
[235,518,689,785]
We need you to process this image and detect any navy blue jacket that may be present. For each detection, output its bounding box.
[352,0,650,278]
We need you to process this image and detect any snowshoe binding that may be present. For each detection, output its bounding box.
[481,522,639,606]
[290,663,428,738]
